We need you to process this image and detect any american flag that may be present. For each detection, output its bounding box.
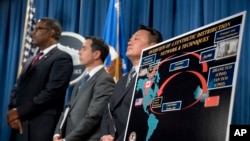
[22,0,37,64]
[135,98,143,106]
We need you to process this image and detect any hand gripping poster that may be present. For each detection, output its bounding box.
[125,11,246,141]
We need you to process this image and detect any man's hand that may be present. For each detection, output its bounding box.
[53,134,63,141]
[100,135,114,141]
[8,119,23,134]
[7,108,19,124]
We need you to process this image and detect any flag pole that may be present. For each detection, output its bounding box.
[17,0,32,78]
[115,0,121,80]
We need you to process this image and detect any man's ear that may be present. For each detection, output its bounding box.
[93,50,101,59]
[49,29,55,37]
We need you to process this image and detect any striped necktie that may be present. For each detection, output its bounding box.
[126,67,136,87]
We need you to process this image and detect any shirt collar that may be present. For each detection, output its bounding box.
[133,65,139,74]
[86,65,104,78]
[40,44,57,55]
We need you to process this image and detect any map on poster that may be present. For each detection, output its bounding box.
[125,11,246,141]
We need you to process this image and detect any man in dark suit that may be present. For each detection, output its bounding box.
[7,17,73,141]
[100,25,162,141]
[53,36,115,141]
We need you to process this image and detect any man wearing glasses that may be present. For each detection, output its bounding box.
[7,17,73,141]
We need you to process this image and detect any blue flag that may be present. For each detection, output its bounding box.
[103,0,129,80]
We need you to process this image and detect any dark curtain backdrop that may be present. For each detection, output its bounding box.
[0,0,249,140]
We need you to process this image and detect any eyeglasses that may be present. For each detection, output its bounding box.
[33,27,50,31]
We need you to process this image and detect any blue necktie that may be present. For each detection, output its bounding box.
[79,74,90,89]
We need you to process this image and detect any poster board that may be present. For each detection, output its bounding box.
[125,11,246,141]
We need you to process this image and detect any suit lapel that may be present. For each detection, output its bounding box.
[111,75,136,111]
[33,47,57,66]
[21,56,35,75]
[20,47,58,79]
[70,68,105,109]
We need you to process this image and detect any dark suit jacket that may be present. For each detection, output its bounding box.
[8,47,73,141]
[101,73,137,141]
[55,68,115,141]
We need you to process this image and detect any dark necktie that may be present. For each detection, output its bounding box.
[126,67,136,87]
[78,74,90,89]
[31,52,43,65]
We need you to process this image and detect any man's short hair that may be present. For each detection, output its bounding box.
[139,25,163,44]
[85,36,109,63]
[39,17,62,40]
